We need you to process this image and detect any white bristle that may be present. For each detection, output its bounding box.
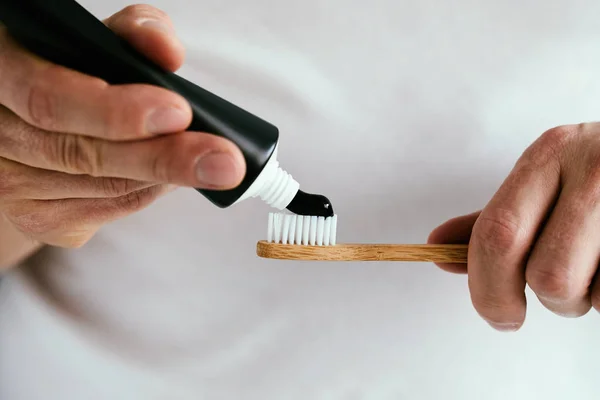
[273,213,282,243]
[316,217,324,246]
[295,216,303,244]
[267,213,337,246]
[302,215,310,245]
[323,217,331,246]
[281,215,292,244]
[288,216,297,244]
[267,213,274,242]
[330,215,337,245]
[309,216,317,245]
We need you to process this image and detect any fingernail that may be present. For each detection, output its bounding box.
[487,321,520,332]
[139,18,173,35]
[195,152,243,188]
[146,107,189,135]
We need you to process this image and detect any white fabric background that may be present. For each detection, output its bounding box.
[2,0,600,398]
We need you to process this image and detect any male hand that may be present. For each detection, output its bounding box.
[0,5,245,248]
[429,123,600,330]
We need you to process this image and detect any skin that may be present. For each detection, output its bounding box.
[429,123,600,330]
[0,5,246,268]
[1,4,597,332]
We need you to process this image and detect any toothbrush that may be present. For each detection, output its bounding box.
[258,212,468,263]
[256,241,468,263]
[0,0,335,220]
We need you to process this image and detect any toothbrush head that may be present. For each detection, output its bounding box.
[267,212,338,246]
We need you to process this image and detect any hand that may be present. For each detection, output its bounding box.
[0,5,245,248]
[429,123,600,331]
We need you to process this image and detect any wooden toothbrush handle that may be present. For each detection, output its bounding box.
[256,241,469,263]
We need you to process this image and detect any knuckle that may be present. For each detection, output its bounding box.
[27,72,55,130]
[26,66,64,131]
[103,89,145,138]
[52,134,103,175]
[540,124,577,148]
[114,186,159,213]
[521,125,574,168]
[150,141,179,182]
[473,210,527,253]
[574,122,597,138]
[151,154,171,182]
[526,267,573,302]
[101,177,135,197]
[574,151,600,207]
[150,132,200,183]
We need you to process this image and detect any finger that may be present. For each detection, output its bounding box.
[525,162,600,317]
[427,211,480,274]
[104,4,185,72]
[4,184,172,248]
[0,30,191,139]
[97,131,246,189]
[591,271,600,313]
[0,114,245,189]
[468,127,565,331]
[0,157,154,200]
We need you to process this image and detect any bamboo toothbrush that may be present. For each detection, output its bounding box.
[257,213,469,262]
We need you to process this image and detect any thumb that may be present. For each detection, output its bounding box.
[104,5,185,72]
[427,211,481,274]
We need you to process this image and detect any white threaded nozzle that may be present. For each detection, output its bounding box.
[234,144,299,209]
[257,165,299,209]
